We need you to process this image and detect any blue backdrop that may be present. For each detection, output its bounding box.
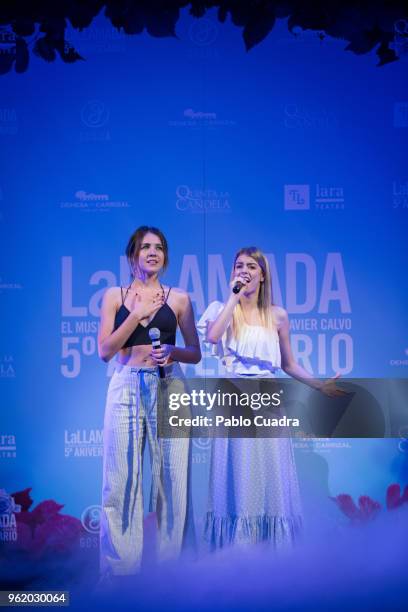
[1,10,407,540]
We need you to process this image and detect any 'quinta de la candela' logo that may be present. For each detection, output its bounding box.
[0,489,20,542]
[176,185,231,213]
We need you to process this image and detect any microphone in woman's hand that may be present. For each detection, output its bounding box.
[149,327,165,378]
[232,281,244,294]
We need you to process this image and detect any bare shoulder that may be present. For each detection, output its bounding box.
[167,286,190,303]
[166,287,191,318]
[271,305,289,329]
[102,286,122,307]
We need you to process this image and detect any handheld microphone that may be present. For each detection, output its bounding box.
[232,281,244,294]
[149,327,165,378]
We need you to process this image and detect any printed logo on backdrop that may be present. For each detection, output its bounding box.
[60,190,130,213]
[189,18,218,46]
[284,184,345,210]
[64,429,103,458]
[293,439,352,452]
[67,24,127,55]
[0,26,16,81]
[0,277,23,292]
[392,181,408,209]
[398,426,408,454]
[0,108,18,136]
[0,356,15,378]
[276,27,343,49]
[391,20,408,58]
[80,504,101,549]
[284,185,310,210]
[80,100,110,142]
[176,185,231,213]
[0,434,16,458]
[393,102,408,128]
[389,348,408,367]
[0,25,16,47]
[192,437,211,464]
[186,18,219,59]
[169,108,236,128]
[283,104,338,129]
[0,489,20,542]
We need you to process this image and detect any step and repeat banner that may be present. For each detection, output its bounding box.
[1,11,407,543]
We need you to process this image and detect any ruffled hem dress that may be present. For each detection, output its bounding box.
[197,301,303,551]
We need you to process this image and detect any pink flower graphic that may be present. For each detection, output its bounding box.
[331,483,408,522]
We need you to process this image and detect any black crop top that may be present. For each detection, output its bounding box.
[113,284,177,348]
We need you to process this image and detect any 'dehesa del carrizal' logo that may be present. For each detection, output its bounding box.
[60,190,130,212]
[0,489,21,542]
[168,108,235,128]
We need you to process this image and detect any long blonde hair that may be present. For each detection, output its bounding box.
[231,246,276,339]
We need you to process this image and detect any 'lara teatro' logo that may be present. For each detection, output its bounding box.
[284,184,345,211]
[0,25,16,47]
[284,185,310,210]
[0,489,20,542]
[176,184,231,213]
[0,434,17,458]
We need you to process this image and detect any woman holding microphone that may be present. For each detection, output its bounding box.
[198,246,342,551]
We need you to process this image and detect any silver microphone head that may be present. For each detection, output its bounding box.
[149,327,161,341]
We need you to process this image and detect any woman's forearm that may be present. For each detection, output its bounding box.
[283,362,323,391]
[207,296,238,343]
[99,312,141,362]
[170,345,201,365]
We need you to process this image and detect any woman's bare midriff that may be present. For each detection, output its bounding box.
[115,345,174,367]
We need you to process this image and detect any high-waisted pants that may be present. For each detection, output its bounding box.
[100,362,194,576]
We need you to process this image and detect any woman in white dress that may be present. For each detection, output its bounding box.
[198,246,341,550]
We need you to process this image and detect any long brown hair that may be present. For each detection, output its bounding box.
[126,226,169,278]
[231,246,276,339]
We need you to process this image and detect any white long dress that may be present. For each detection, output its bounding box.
[198,301,303,550]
